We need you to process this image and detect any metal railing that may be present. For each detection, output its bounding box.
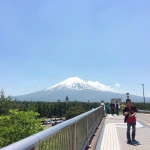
[1,106,104,150]
[138,109,150,113]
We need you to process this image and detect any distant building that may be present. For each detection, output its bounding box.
[111,98,122,104]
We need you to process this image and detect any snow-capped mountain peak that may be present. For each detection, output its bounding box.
[62,77,87,85]
[46,77,98,91]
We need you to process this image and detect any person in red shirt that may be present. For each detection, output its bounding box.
[123,99,138,144]
[110,102,115,116]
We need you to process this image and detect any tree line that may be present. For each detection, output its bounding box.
[0,90,99,118]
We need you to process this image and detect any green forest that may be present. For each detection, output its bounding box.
[0,89,150,148]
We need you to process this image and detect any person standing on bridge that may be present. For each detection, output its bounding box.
[105,103,110,114]
[115,101,120,116]
[123,99,137,144]
[110,102,115,116]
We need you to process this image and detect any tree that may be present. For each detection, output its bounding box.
[53,106,57,117]
[0,89,11,115]
[65,105,86,120]
[0,89,6,101]
[58,103,62,117]
[0,109,43,148]
[65,96,69,103]
[62,102,66,114]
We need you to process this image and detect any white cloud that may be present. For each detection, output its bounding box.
[87,81,120,92]
[115,83,120,87]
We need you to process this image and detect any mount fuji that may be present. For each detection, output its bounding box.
[13,77,150,102]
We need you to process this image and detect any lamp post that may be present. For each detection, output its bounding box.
[142,84,146,110]
[126,93,129,99]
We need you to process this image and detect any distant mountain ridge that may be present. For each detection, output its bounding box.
[13,77,150,102]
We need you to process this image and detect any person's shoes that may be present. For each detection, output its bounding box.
[127,139,131,144]
[132,138,135,141]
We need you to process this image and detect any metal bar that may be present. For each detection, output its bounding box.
[86,116,89,147]
[73,123,76,150]
[69,125,73,150]
[142,84,146,110]
[138,109,150,113]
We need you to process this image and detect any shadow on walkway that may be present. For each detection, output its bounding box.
[127,140,142,146]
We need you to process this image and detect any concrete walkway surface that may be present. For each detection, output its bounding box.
[95,113,150,150]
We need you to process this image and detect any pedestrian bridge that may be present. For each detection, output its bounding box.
[95,113,150,150]
[1,106,150,150]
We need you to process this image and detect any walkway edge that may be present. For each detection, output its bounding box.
[84,117,106,150]
[137,117,150,128]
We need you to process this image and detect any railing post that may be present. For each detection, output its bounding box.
[30,145,39,150]
[70,126,73,150]
[96,109,99,129]
[101,101,105,117]
[93,111,97,136]
[92,112,96,136]
[92,112,94,128]
[86,116,91,148]
[70,123,76,150]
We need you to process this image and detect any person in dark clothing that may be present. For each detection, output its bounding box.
[105,103,110,114]
[123,99,138,144]
[110,102,115,116]
[116,102,119,116]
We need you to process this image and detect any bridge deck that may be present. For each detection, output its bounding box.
[95,113,150,150]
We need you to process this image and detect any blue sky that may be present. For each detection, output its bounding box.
[0,0,150,97]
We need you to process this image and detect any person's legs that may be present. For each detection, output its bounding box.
[118,108,120,115]
[131,122,136,140]
[107,109,109,114]
[112,109,114,115]
[106,108,108,114]
[127,123,131,143]
[111,109,113,115]
[116,108,118,115]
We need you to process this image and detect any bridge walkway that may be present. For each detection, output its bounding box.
[94,113,150,150]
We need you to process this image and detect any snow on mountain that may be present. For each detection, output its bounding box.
[87,81,116,92]
[46,77,99,91]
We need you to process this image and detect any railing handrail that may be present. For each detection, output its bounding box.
[138,109,150,113]
[1,107,102,150]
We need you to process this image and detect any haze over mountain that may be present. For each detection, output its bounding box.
[13,77,150,103]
